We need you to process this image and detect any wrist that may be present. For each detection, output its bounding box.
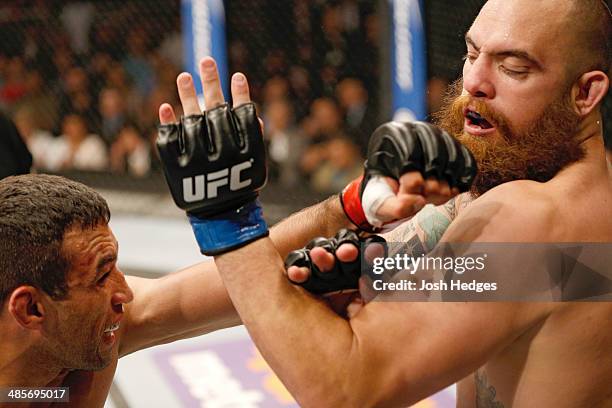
[340,176,377,232]
[188,199,269,256]
[323,195,354,232]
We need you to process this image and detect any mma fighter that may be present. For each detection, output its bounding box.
[156,0,612,406]
[0,0,609,407]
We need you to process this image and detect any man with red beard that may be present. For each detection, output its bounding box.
[155,0,612,406]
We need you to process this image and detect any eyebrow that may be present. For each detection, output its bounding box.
[95,242,119,276]
[465,34,543,70]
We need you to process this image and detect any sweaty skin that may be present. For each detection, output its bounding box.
[211,0,612,407]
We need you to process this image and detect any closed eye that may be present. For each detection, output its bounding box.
[463,53,477,63]
[500,65,528,78]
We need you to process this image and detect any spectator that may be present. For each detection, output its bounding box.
[0,57,27,108]
[335,77,378,154]
[39,114,107,172]
[109,123,150,177]
[17,67,58,131]
[57,66,98,133]
[308,137,362,194]
[262,76,292,105]
[99,87,129,145]
[122,27,155,98]
[12,105,54,172]
[60,1,95,56]
[302,97,346,143]
[263,99,306,187]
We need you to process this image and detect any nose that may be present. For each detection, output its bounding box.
[112,269,134,311]
[462,55,496,99]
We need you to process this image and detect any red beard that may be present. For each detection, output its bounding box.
[433,80,584,196]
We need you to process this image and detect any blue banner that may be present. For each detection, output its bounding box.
[182,0,228,103]
[389,0,427,121]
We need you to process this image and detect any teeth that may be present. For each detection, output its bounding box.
[467,110,483,120]
[104,323,120,333]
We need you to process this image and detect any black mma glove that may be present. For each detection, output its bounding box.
[340,121,477,232]
[285,229,387,295]
[157,103,268,255]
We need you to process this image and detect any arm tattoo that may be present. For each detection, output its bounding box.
[443,197,457,220]
[405,233,426,257]
[416,204,452,251]
[475,370,505,408]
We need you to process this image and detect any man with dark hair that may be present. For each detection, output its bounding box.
[0,171,355,404]
[155,0,612,406]
[0,174,243,404]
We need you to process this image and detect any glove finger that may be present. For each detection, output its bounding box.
[457,145,478,192]
[413,122,448,180]
[206,104,236,159]
[367,122,423,179]
[233,102,264,154]
[334,228,360,246]
[310,246,339,274]
[334,228,361,266]
[156,123,182,164]
[285,249,312,284]
[439,131,464,188]
[181,115,204,161]
[306,237,334,251]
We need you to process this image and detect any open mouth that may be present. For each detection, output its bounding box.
[465,109,494,129]
[104,322,120,334]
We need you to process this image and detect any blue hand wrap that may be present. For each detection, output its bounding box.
[188,200,269,256]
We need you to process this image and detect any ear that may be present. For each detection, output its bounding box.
[8,286,47,330]
[571,71,610,116]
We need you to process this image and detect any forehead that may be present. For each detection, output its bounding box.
[61,223,118,285]
[470,0,572,65]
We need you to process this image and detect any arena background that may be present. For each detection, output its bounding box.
[0,1,610,407]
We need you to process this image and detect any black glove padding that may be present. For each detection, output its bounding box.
[365,121,477,192]
[157,102,267,216]
[157,102,269,256]
[285,229,387,295]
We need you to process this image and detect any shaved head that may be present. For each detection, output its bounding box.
[567,0,612,77]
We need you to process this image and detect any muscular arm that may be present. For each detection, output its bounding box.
[119,195,352,356]
[213,191,553,407]
[383,193,472,254]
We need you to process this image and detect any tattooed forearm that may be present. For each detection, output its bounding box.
[443,197,457,220]
[475,370,505,408]
[416,204,452,251]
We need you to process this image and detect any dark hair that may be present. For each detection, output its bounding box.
[0,174,110,304]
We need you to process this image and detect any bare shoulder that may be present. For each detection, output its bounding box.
[442,181,558,242]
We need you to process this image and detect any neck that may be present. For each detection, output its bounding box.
[557,111,609,181]
[0,319,67,387]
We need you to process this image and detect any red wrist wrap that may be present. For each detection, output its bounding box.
[339,176,374,232]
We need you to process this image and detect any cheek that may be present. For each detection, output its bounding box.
[500,99,547,133]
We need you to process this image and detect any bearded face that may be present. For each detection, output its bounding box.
[433,80,584,196]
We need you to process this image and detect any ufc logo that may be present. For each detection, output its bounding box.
[183,160,253,202]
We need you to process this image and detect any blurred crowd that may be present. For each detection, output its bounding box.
[10,1,585,195]
[0,0,394,195]
[0,0,182,179]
